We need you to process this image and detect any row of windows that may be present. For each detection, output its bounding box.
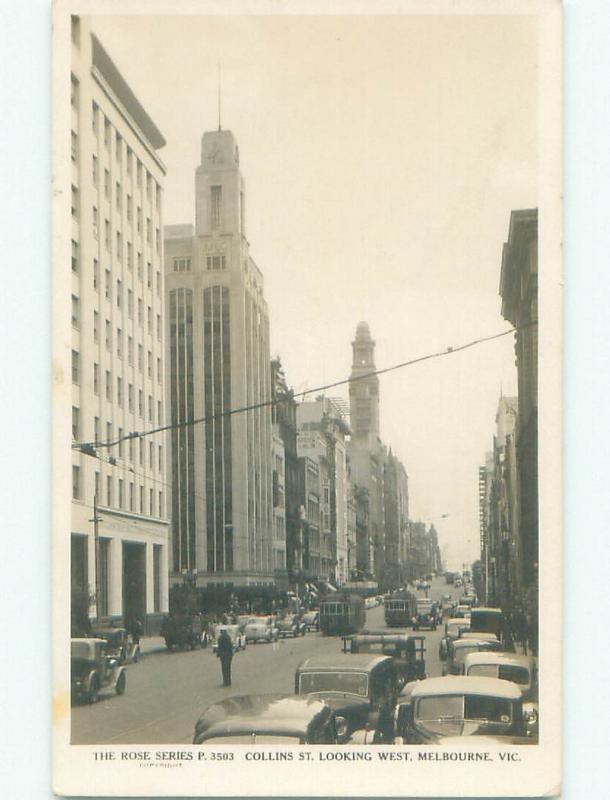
[90,100,162,210]
[72,464,164,517]
[91,364,163,419]
[170,255,227,272]
[87,297,162,342]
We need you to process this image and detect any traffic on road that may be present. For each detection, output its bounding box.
[71,574,538,746]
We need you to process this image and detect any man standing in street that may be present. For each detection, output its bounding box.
[216,629,234,687]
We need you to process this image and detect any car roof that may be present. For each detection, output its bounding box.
[460,632,499,641]
[471,607,503,614]
[195,694,330,737]
[297,654,392,672]
[410,676,522,700]
[447,618,470,626]
[452,638,499,649]
[71,637,106,645]
[464,652,534,669]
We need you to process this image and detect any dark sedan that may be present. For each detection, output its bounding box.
[193,694,337,744]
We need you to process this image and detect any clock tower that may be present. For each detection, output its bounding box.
[195,129,245,237]
[349,321,380,447]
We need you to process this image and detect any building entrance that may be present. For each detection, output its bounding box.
[122,541,146,630]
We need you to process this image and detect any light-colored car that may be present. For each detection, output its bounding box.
[212,624,246,653]
[464,652,538,703]
[245,616,279,644]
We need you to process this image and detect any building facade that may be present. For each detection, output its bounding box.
[164,128,274,588]
[70,18,170,632]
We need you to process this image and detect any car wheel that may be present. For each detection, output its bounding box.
[115,672,126,695]
[88,677,99,704]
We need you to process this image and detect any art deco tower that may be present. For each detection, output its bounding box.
[164,128,274,587]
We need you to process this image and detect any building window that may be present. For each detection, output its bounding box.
[156,314,162,340]
[71,130,78,162]
[71,240,79,273]
[137,160,142,188]
[118,479,124,509]
[105,319,111,350]
[127,335,133,365]
[129,482,134,511]
[70,74,79,108]
[104,168,110,200]
[137,207,142,233]
[173,257,191,272]
[117,377,123,407]
[118,428,123,457]
[71,185,78,219]
[115,132,122,162]
[106,476,112,507]
[93,258,99,291]
[158,445,163,472]
[147,306,152,334]
[157,400,162,424]
[72,466,80,500]
[95,471,100,500]
[104,269,111,300]
[206,254,226,271]
[116,279,122,308]
[105,370,112,400]
[71,295,79,328]
[93,310,99,342]
[92,101,98,133]
[157,357,162,383]
[94,416,100,444]
[148,395,153,422]
[155,228,160,253]
[147,350,152,378]
[126,147,132,175]
[158,491,163,518]
[72,406,80,440]
[137,252,143,280]
[137,344,143,372]
[146,172,152,200]
[149,441,154,469]
[116,231,122,261]
[104,219,110,250]
[139,485,144,513]
[91,155,98,186]
[138,390,144,417]
[137,299,143,325]
[127,289,133,318]
[128,383,134,412]
[71,350,79,384]
[92,206,99,238]
[93,363,99,395]
[150,489,154,516]
[127,242,133,269]
[156,183,161,210]
[104,117,110,149]
[116,328,123,359]
[115,182,121,211]
[210,185,222,227]
[147,262,152,288]
[126,195,132,223]
[106,422,112,443]
[156,270,162,297]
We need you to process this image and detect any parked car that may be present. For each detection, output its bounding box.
[295,653,398,743]
[469,607,506,642]
[71,638,126,704]
[193,694,338,744]
[91,626,140,664]
[453,604,472,619]
[413,599,437,630]
[302,610,320,632]
[236,614,256,632]
[212,624,247,653]
[161,612,206,651]
[464,652,538,704]
[345,632,426,688]
[277,614,307,638]
[393,676,538,743]
[244,616,279,644]
[439,617,471,661]
[443,637,504,676]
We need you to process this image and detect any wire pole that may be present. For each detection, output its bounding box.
[90,495,102,621]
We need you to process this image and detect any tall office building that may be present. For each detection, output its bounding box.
[70,18,169,631]
[164,128,274,587]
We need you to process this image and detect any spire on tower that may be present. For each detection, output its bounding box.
[217,63,222,131]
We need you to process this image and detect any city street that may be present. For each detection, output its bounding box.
[72,579,455,745]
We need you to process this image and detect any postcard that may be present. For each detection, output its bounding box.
[53,0,562,795]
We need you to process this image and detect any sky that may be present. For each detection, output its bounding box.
[91,12,538,571]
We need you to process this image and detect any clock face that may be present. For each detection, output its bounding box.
[208,147,224,164]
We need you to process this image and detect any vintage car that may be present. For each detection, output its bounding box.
[469,607,505,641]
[295,653,398,743]
[460,631,500,644]
[344,632,426,687]
[193,694,338,744]
[244,615,279,644]
[413,599,437,630]
[442,637,504,676]
[438,617,471,661]
[236,614,256,632]
[302,610,320,632]
[393,676,538,743]
[160,612,206,651]
[453,604,472,619]
[71,638,126,704]
[91,626,140,664]
[464,652,538,704]
[384,591,417,627]
[277,614,307,638]
[212,624,247,653]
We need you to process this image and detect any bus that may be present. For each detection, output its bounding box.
[384,591,417,627]
[319,594,366,636]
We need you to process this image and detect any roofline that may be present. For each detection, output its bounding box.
[411,676,522,700]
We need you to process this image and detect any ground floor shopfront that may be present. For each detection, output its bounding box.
[71,502,169,634]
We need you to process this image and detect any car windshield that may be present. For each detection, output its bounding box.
[454,645,478,663]
[418,604,432,613]
[299,671,368,696]
[416,695,513,724]
[386,601,407,610]
[468,664,529,685]
[321,604,347,615]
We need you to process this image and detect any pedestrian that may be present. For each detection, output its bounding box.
[216,628,234,687]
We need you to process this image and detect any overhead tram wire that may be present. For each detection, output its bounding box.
[73,321,536,453]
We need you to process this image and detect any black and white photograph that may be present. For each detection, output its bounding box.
[53,1,561,795]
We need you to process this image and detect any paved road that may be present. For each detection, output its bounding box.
[72,578,458,745]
